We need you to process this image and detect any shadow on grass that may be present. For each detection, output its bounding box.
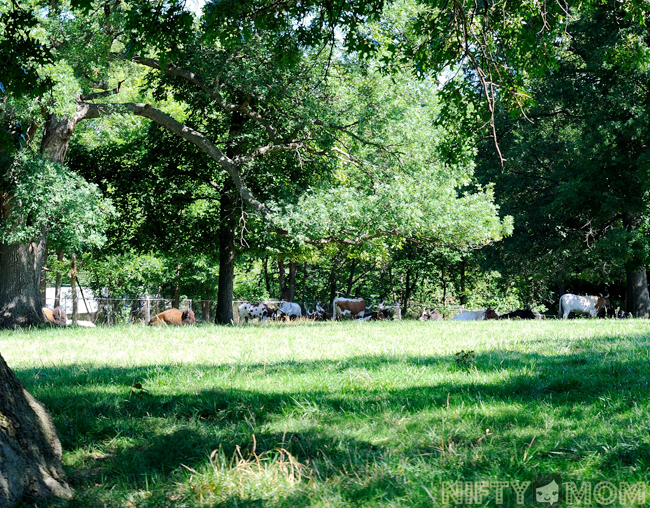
[13,341,650,507]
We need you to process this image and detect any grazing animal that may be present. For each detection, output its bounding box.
[274,301,302,320]
[42,307,67,326]
[499,308,536,320]
[558,294,610,319]
[617,310,632,319]
[356,312,380,321]
[356,303,393,321]
[333,297,366,320]
[376,302,395,320]
[596,306,616,319]
[452,308,499,321]
[419,308,443,321]
[148,308,196,326]
[307,303,333,321]
[238,302,273,323]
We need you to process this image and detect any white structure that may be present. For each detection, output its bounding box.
[44,286,98,315]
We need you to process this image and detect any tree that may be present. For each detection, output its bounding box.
[4,0,646,327]
[0,353,72,506]
[476,1,650,315]
[0,152,111,327]
[48,0,509,325]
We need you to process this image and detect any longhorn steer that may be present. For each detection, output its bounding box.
[419,308,443,321]
[356,305,392,321]
[307,303,332,321]
[238,302,273,323]
[499,308,536,320]
[333,297,366,320]
[558,294,610,319]
[148,308,196,325]
[274,301,302,320]
[452,308,498,321]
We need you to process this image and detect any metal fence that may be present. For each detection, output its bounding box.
[42,297,407,325]
[44,296,559,324]
[43,296,199,325]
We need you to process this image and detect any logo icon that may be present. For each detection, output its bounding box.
[534,474,562,507]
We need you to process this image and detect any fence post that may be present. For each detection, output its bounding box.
[145,296,150,324]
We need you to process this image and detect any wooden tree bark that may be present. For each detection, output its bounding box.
[39,249,48,307]
[404,266,415,310]
[214,110,246,324]
[54,252,64,308]
[201,300,210,322]
[70,253,78,325]
[0,233,47,329]
[623,214,650,317]
[215,188,236,324]
[262,257,272,296]
[0,106,100,328]
[626,268,650,318]
[345,260,356,297]
[277,258,287,300]
[286,261,297,302]
[173,264,181,309]
[0,354,72,506]
[459,258,467,306]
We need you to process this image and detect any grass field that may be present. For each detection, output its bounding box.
[2,319,650,507]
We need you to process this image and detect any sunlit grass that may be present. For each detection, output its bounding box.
[3,319,650,507]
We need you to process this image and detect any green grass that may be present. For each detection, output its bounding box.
[3,319,650,507]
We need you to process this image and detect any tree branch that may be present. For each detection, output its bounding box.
[111,53,282,142]
[84,101,268,214]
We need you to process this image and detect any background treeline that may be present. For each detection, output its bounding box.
[5,0,650,323]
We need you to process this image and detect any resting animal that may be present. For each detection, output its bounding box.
[452,308,498,321]
[499,308,536,320]
[419,308,443,321]
[43,307,67,326]
[148,308,196,326]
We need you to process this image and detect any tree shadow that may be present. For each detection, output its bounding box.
[12,339,650,507]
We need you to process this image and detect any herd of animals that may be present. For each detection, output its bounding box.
[237,298,396,322]
[40,293,633,327]
[40,306,197,327]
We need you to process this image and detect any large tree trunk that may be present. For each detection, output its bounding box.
[0,234,47,329]
[40,248,48,307]
[404,266,414,309]
[54,252,64,308]
[345,260,356,298]
[215,111,246,324]
[277,258,287,300]
[459,258,467,306]
[0,354,72,505]
[441,262,447,305]
[262,257,271,296]
[1,107,96,328]
[623,213,650,317]
[626,267,650,318]
[173,263,181,309]
[70,253,78,325]
[215,186,236,324]
[286,261,297,302]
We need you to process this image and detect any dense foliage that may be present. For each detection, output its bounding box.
[2,0,650,321]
